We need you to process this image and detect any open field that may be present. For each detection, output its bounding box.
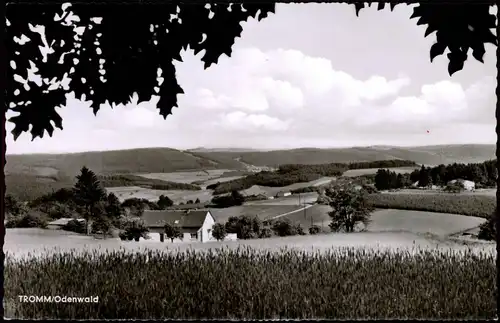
[246,192,319,206]
[342,167,418,177]
[105,186,213,204]
[279,206,486,237]
[367,193,495,218]
[137,169,236,184]
[366,209,486,236]
[239,177,334,197]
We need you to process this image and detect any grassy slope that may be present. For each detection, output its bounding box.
[6,148,244,177]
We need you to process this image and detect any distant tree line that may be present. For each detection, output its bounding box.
[346,160,417,169]
[210,160,417,195]
[374,170,413,190]
[374,160,497,190]
[209,190,245,208]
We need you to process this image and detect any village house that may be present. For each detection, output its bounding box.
[141,209,217,243]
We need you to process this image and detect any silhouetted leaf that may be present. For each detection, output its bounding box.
[447,51,467,76]
[409,3,496,75]
[472,44,486,63]
[6,3,276,140]
[354,3,365,17]
[430,42,446,62]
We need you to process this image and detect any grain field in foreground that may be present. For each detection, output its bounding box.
[5,247,495,319]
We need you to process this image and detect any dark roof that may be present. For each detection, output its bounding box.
[142,210,212,228]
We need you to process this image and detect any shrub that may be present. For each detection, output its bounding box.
[4,248,495,319]
[91,217,113,238]
[157,195,174,209]
[211,223,227,241]
[295,224,306,235]
[164,223,183,242]
[309,225,321,235]
[225,215,260,239]
[210,190,245,208]
[271,219,297,237]
[120,220,149,241]
[443,181,465,193]
[62,219,86,234]
[6,211,48,229]
[258,227,273,239]
[478,211,496,241]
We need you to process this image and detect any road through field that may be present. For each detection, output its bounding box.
[268,204,314,220]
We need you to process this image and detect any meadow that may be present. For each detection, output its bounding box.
[278,205,486,236]
[366,193,495,218]
[5,247,495,319]
[137,169,235,184]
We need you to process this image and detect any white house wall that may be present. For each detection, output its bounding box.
[199,212,216,242]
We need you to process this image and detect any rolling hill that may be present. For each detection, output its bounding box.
[7,144,495,178]
[6,144,495,202]
[195,144,496,168]
[5,147,246,177]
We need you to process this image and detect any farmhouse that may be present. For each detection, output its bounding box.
[142,209,216,243]
[47,218,85,230]
[276,191,292,198]
[448,179,475,191]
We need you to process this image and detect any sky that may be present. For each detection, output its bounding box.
[7,4,497,154]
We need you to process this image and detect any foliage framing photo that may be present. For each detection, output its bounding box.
[3,2,500,320]
[5,3,497,140]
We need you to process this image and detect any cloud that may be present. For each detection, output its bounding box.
[7,44,494,153]
[218,111,290,132]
